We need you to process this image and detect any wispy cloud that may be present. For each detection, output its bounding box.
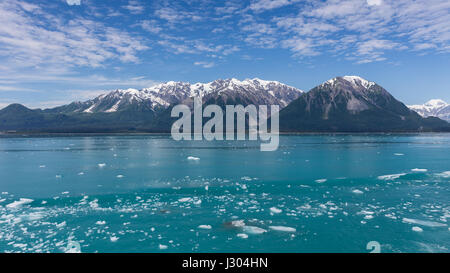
[66,0,81,6]
[0,1,148,71]
[194,61,215,68]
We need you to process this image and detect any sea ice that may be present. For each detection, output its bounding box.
[198,225,212,229]
[242,226,267,234]
[270,207,282,214]
[269,226,296,232]
[237,233,248,239]
[412,226,423,232]
[178,197,193,202]
[402,218,447,227]
[352,189,364,194]
[6,198,34,209]
[187,156,200,161]
[377,173,406,181]
[315,179,327,183]
[98,163,106,168]
[411,168,428,172]
[159,244,168,250]
[110,236,119,242]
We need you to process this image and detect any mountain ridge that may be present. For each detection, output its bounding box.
[1,76,449,133]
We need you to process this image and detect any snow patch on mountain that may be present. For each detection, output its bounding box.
[408,99,450,122]
[58,78,304,114]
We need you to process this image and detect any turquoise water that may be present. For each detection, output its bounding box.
[0,134,449,253]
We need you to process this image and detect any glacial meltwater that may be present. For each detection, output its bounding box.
[0,134,449,253]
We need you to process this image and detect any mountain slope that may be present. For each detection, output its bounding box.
[44,78,303,114]
[0,78,303,132]
[279,76,449,132]
[408,99,450,122]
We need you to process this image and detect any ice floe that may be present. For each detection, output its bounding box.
[411,168,428,172]
[159,244,168,250]
[6,198,34,209]
[402,218,447,227]
[269,226,296,232]
[270,207,282,214]
[198,225,212,229]
[110,236,119,242]
[237,233,248,239]
[242,226,267,234]
[315,179,327,183]
[187,156,200,161]
[377,173,406,181]
[98,163,106,168]
[412,226,423,232]
[352,189,364,194]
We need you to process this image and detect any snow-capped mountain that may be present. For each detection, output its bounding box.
[48,78,303,114]
[408,99,450,122]
[278,76,448,132]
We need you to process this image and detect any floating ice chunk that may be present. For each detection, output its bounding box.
[237,233,248,239]
[377,173,406,181]
[187,156,200,161]
[412,226,423,232]
[315,179,327,183]
[159,244,168,250]
[243,226,267,234]
[394,153,404,156]
[364,215,374,220]
[98,163,106,168]
[96,221,106,225]
[231,220,245,228]
[402,218,447,227]
[411,168,428,172]
[110,236,119,242]
[178,197,193,202]
[198,225,212,229]
[269,226,296,232]
[39,165,46,168]
[193,199,202,205]
[270,207,282,214]
[55,175,62,179]
[435,171,450,178]
[6,198,33,209]
[56,221,66,228]
[116,175,124,178]
[65,241,81,253]
[352,189,364,194]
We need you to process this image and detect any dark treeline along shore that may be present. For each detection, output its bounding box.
[1,76,449,133]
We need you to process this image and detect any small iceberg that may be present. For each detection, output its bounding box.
[98,163,106,168]
[270,207,282,214]
[110,236,119,242]
[377,173,406,181]
[6,198,34,209]
[411,168,428,172]
[269,226,296,232]
[412,226,423,232]
[242,226,267,235]
[402,218,447,227]
[237,233,248,239]
[187,156,200,161]
[352,189,364,194]
[159,244,168,250]
[198,225,212,230]
[315,179,327,183]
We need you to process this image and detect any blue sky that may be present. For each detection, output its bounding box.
[0,0,449,109]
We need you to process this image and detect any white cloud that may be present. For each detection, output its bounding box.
[122,0,144,14]
[367,0,383,6]
[66,0,81,6]
[241,0,450,63]
[249,0,295,12]
[0,1,148,70]
[194,61,215,68]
